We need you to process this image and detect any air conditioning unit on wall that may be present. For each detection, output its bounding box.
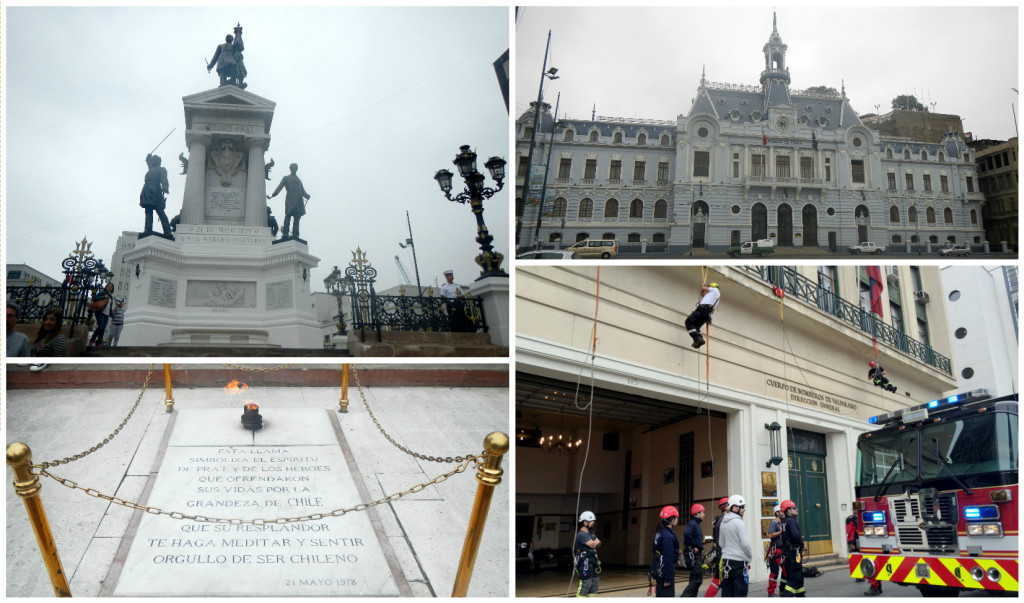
[914,290,930,303]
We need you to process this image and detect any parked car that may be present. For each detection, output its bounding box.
[847,242,885,255]
[516,250,579,260]
[567,239,618,259]
[939,244,971,257]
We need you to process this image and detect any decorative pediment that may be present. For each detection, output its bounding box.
[183,87,276,111]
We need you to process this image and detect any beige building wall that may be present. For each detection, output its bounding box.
[516,264,957,580]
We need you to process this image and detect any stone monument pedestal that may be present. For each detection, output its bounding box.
[120,86,323,348]
[120,226,322,348]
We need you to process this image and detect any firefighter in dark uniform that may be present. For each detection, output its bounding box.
[652,506,681,597]
[780,499,805,597]
[681,503,706,597]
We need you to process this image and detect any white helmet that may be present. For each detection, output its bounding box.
[773,504,781,514]
[728,495,746,509]
[579,511,596,522]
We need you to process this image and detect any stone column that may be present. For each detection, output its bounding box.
[180,134,211,225]
[245,138,270,227]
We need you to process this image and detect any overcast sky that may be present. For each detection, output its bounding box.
[516,6,1018,141]
[4,6,509,293]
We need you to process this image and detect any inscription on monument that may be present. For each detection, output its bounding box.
[266,281,294,311]
[148,277,178,308]
[186,281,257,308]
[115,440,399,596]
[206,188,245,218]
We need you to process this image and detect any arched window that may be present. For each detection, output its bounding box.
[904,149,911,160]
[552,197,567,217]
[886,148,893,159]
[602,232,615,240]
[929,235,939,244]
[926,207,936,224]
[661,134,670,146]
[613,132,623,144]
[629,199,643,218]
[921,149,928,160]
[970,209,977,224]
[578,198,594,219]
[938,151,945,161]
[653,233,666,243]
[604,198,619,218]
[947,235,956,243]
[575,232,589,243]
[943,207,953,224]
[628,233,641,243]
[549,233,561,242]
[889,206,900,223]
[589,130,599,142]
[654,199,668,219]
[564,130,574,142]
[892,235,902,244]
[908,206,918,223]
[637,133,647,146]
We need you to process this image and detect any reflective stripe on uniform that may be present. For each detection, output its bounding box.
[850,553,1019,592]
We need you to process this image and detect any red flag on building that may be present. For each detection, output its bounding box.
[866,266,884,316]
[762,127,768,146]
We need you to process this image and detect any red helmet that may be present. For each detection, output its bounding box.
[868,361,877,368]
[690,503,705,515]
[660,505,680,519]
[780,499,797,513]
[718,497,730,509]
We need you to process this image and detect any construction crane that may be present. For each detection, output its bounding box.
[394,255,413,287]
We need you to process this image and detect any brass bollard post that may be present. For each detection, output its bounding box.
[451,431,509,597]
[6,443,72,597]
[338,364,349,413]
[163,364,174,413]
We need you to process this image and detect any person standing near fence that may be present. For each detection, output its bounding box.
[106,299,126,347]
[6,302,31,357]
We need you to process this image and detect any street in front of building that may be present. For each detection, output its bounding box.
[516,564,1000,597]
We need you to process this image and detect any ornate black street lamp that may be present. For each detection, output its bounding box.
[434,145,507,279]
[323,266,356,335]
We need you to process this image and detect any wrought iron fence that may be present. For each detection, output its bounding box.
[742,266,951,375]
[7,254,110,337]
[348,293,488,341]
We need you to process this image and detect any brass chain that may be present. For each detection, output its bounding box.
[351,366,477,463]
[34,455,482,524]
[224,364,295,372]
[36,365,155,469]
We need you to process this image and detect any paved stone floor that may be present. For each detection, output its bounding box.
[6,373,509,597]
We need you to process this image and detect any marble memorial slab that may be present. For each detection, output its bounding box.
[148,277,178,308]
[206,187,245,218]
[266,280,294,311]
[114,409,400,597]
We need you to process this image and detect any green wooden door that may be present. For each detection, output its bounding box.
[787,431,833,556]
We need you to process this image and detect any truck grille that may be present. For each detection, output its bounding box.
[890,493,958,554]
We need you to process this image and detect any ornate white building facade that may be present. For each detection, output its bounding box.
[515,15,985,253]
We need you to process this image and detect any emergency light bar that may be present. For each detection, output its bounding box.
[867,389,990,425]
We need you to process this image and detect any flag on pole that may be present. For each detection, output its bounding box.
[762,127,768,146]
[866,266,885,316]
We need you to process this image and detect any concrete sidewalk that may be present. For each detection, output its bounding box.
[6,378,509,597]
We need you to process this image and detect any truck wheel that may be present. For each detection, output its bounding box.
[601,252,610,259]
[917,585,960,598]
[964,252,970,256]
[875,249,882,255]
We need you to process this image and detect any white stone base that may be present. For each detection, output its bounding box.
[472,275,509,347]
[119,226,323,349]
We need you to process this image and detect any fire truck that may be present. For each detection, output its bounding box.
[849,389,1018,596]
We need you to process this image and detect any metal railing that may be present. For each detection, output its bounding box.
[742,266,952,375]
[349,293,488,342]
